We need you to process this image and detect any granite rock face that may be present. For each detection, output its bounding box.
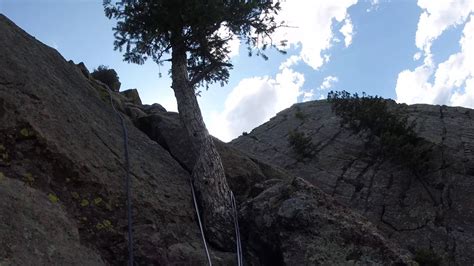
[0,14,234,265]
[232,100,474,265]
[0,14,416,265]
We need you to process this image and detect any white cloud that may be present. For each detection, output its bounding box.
[396,11,474,108]
[208,67,305,142]
[340,16,354,47]
[273,0,358,70]
[367,0,380,12]
[319,75,339,90]
[415,0,474,56]
[279,55,301,70]
[413,52,422,61]
[217,24,240,58]
[159,95,178,112]
[302,90,314,102]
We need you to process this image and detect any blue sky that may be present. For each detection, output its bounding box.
[1,0,473,141]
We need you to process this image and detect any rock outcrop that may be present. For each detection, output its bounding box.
[1,14,417,265]
[232,100,474,265]
[0,14,234,265]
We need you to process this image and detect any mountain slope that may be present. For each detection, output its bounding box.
[232,100,474,265]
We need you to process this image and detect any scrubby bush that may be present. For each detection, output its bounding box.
[327,90,431,174]
[91,65,121,92]
[288,130,315,159]
[294,106,307,121]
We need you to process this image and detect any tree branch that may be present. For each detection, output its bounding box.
[189,61,232,86]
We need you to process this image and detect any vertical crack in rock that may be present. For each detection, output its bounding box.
[350,160,374,202]
[332,158,357,196]
[364,160,381,214]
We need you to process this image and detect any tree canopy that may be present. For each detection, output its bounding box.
[104,0,284,88]
[104,0,286,253]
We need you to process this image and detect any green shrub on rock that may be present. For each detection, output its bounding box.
[91,65,121,92]
[327,90,431,174]
[288,130,315,159]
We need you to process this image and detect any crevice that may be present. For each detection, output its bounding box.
[349,160,375,201]
[314,130,342,153]
[364,161,381,213]
[332,158,357,197]
[414,171,438,205]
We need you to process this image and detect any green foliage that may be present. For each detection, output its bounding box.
[327,90,431,173]
[288,130,315,159]
[413,248,442,266]
[294,106,307,121]
[103,0,285,88]
[96,219,114,231]
[80,199,90,207]
[48,193,59,203]
[91,65,120,92]
[19,127,34,138]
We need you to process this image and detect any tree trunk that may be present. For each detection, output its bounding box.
[170,34,234,250]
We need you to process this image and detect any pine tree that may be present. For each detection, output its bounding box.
[104,0,283,250]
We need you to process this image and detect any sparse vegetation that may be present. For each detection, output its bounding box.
[91,65,121,92]
[295,106,307,121]
[48,193,59,203]
[327,90,432,174]
[288,130,315,159]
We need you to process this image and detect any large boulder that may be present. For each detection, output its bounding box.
[240,178,412,265]
[120,88,142,105]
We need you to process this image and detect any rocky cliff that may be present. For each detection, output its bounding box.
[0,13,463,265]
[232,100,474,265]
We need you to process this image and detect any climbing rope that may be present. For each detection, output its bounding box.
[108,89,242,266]
[190,178,213,266]
[108,91,134,266]
[230,191,243,266]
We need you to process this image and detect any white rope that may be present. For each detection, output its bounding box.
[230,191,243,266]
[190,179,213,266]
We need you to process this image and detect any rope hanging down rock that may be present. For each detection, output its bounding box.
[108,91,134,266]
[108,89,242,266]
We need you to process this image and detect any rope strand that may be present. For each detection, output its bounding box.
[190,178,213,266]
[108,90,134,266]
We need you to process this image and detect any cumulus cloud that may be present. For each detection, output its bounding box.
[279,55,301,70]
[396,8,474,108]
[415,0,474,56]
[340,16,354,47]
[206,1,363,141]
[319,75,339,90]
[273,0,358,70]
[208,67,305,142]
